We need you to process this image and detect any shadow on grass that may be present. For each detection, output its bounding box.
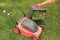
[33,20,45,25]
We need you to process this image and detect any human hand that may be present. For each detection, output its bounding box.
[36,3,43,8]
[36,0,55,8]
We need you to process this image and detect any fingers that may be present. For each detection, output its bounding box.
[35,3,43,8]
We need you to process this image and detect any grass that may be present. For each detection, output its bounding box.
[0,0,60,40]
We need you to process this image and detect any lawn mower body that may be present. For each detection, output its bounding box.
[13,17,43,40]
[0,6,43,40]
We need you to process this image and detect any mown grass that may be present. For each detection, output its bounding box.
[0,0,60,40]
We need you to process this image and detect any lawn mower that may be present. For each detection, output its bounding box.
[0,1,45,39]
[0,6,43,40]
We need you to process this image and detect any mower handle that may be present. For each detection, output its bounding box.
[30,6,46,19]
[0,6,10,16]
[0,6,18,24]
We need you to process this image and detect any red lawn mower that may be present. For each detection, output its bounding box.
[0,3,45,40]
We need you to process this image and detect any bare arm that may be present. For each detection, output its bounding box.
[41,0,55,5]
[36,0,60,8]
[55,0,60,3]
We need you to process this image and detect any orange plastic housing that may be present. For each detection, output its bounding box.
[14,17,43,40]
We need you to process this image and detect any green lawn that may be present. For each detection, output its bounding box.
[0,0,60,40]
